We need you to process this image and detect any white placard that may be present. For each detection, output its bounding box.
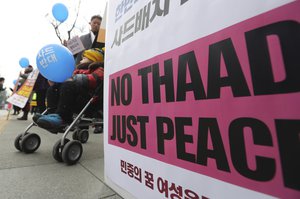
[66,36,85,55]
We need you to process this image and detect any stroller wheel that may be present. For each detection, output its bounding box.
[62,140,83,165]
[72,129,89,143]
[14,133,25,151]
[20,133,41,153]
[78,129,89,143]
[52,138,70,162]
[14,132,29,151]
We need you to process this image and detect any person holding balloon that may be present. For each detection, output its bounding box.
[50,3,103,64]
[34,47,104,130]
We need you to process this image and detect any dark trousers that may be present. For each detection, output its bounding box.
[13,105,21,113]
[46,81,90,123]
[22,102,30,112]
[35,89,47,113]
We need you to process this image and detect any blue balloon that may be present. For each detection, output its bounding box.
[19,57,29,68]
[36,44,75,83]
[52,3,68,23]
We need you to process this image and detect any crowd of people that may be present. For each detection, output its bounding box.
[3,14,104,134]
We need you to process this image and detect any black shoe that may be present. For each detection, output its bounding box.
[17,117,28,120]
[32,113,42,124]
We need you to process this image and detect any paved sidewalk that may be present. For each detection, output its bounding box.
[0,110,122,199]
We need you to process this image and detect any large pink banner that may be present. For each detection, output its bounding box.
[108,1,300,198]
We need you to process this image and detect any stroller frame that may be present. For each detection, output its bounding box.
[14,95,103,165]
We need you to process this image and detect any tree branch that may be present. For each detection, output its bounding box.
[51,22,63,45]
[67,0,82,40]
[46,0,83,44]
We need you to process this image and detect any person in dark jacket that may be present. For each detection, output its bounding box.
[75,15,103,64]
[0,77,6,109]
[35,48,104,130]
[33,73,50,114]
[0,77,5,92]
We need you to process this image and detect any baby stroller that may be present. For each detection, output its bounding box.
[13,86,103,165]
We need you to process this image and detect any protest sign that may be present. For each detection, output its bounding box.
[7,69,39,108]
[104,1,300,198]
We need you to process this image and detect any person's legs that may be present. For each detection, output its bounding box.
[12,105,17,115]
[36,89,47,113]
[37,81,83,129]
[16,106,20,115]
[31,106,36,115]
[13,105,21,115]
[17,103,30,120]
[33,84,60,123]
[46,83,61,113]
[55,81,81,123]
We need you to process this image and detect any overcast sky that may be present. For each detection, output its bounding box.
[0,0,107,90]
